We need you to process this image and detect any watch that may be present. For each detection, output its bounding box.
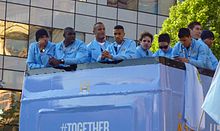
[60,59,65,64]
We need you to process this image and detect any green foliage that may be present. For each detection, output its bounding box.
[151,0,220,59]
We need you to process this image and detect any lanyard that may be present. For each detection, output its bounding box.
[182,45,192,58]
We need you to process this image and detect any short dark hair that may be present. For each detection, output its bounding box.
[35,29,49,42]
[201,30,214,40]
[178,28,191,38]
[64,27,75,33]
[158,33,170,44]
[188,21,201,30]
[63,27,75,37]
[114,25,124,30]
[139,32,153,42]
[93,22,104,29]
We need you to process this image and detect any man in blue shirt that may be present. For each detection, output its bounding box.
[98,25,136,62]
[200,30,218,70]
[153,33,172,58]
[188,21,202,40]
[188,22,215,70]
[136,31,153,58]
[27,29,55,70]
[49,27,88,67]
[172,28,207,68]
[87,22,111,62]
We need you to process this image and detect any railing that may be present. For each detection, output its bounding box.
[25,57,215,77]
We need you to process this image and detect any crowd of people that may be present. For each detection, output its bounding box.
[27,21,218,71]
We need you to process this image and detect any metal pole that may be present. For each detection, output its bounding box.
[197,110,205,131]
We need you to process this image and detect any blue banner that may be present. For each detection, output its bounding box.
[20,62,217,131]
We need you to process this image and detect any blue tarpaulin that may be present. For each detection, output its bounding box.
[20,58,217,131]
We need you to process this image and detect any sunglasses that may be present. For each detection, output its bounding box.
[159,45,169,49]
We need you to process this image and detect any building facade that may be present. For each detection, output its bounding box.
[0,0,176,90]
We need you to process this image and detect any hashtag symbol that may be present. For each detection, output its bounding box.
[60,123,67,131]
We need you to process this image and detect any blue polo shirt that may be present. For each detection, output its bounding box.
[55,39,88,66]
[87,39,111,62]
[172,39,207,68]
[197,39,218,70]
[27,41,55,70]
[153,47,173,58]
[98,38,136,61]
[136,45,153,58]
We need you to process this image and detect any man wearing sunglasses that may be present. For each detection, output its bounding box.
[172,28,208,69]
[49,27,88,67]
[153,33,172,58]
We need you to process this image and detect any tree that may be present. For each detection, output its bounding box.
[0,91,20,131]
[151,0,220,59]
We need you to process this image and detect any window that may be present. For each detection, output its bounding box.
[53,11,74,29]
[107,0,117,7]
[76,32,85,42]
[3,70,24,90]
[0,55,3,68]
[106,36,114,43]
[97,5,117,19]
[5,22,28,58]
[52,29,63,43]
[108,0,138,10]
[4,56,26,71]
[158,0,176,15]
[0,69,2,80]
[75,15,95,33]
[0,2,5,20]
[76,2,96,16]
[31,0,53,9]
[30,7,52,27]
[6,3,29,23]
[7,0,30,5]
[54,0,75,12]
[138,0,158,14]
[0,20,4,55]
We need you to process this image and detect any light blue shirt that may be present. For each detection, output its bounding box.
[55,39,88,66]
[210,50,218,70]
[197,39,218,70]
[87,39,111,62]
[198,39,218,70]
[136,46,153,58]
[153,47,173,58]
[98,38,136,61]
[172,38,207,69]
[27,41,55,70]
